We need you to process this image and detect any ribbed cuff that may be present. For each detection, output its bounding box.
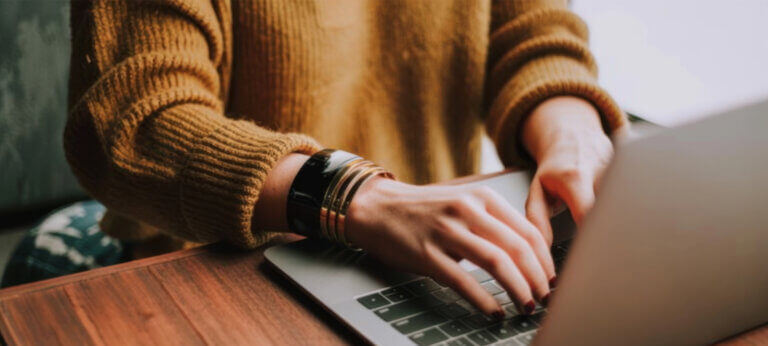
[179,119,321,248]
[488,77,628,168]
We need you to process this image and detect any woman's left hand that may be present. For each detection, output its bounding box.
[521,96,616,246]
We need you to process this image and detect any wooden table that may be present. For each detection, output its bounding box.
[0,236,766,345]
[0,235,357,345]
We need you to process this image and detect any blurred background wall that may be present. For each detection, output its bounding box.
[0,1,85,216]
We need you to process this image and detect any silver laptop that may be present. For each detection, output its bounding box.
[265,100,768,346]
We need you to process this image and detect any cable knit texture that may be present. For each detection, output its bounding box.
[65,0,627,253]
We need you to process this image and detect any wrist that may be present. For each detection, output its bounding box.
[344,176,389,244]
[521,96,607,162]
[252,153,311,232]
[283,149,395,247]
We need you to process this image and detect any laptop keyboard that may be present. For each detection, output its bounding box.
[356,240,571,346]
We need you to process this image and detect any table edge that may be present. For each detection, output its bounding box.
[0,244,209,301]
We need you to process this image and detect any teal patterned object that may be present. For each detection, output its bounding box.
[0,1,85,211]
[1,200,127,287]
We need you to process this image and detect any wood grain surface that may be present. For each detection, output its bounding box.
[0,235,764,345]
[0,235,357,345]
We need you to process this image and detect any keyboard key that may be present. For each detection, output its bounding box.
[434,302,471,319]
[462,313,497,329]
[455,299,478,314]
[487,321,518,340]
[414,294,444,309]
[432,289,461,303]
[439,320,472,337]
[410,327,449,346]
[507,315,538,333]
[529,312,546,325]
[381,286,413,301]
[469,269,492,283]
[495,339,522,346]
[513,331,537,345]
[375,295,444,321]
[391,311,447,334]
[446,337,474,346]
[385,291,412,303]
[466,330,498,345]
[375,302,421,321]
[481,281,503,295]
[357,293,389,309]
[493,292,512,305]
[405,278,442,296]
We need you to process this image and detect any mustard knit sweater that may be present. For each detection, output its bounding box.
[65,0,627,253]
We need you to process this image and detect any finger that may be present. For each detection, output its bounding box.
[524,180,553,245]
[459,201,551,306]
[477,187,556,285]
[541,174,595,225]
[426,245,502,317]
[439,220,538,314]
[558,178,595,225]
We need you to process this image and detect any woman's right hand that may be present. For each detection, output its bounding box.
[346,177,556,317]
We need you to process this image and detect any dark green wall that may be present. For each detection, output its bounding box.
[0,1,85,212]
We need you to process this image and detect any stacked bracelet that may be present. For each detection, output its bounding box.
[287,149,395,248]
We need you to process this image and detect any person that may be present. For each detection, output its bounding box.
[6,0,628,318]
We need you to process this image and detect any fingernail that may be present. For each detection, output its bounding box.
[542,293,550,307]
[492,308,505,320]
[523,300,536,315]
[549,276,557,289]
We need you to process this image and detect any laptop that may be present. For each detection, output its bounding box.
[265,100,768,345]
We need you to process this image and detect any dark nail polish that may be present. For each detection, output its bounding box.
[542,293,550,307]
[549,276,557,289]
[524,300,536,315]
[492,309,505,320]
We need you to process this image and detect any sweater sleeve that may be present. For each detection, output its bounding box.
[65,0,321,248]
[484,0,629,167]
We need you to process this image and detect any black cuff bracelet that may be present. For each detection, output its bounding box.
[286,149,361,237]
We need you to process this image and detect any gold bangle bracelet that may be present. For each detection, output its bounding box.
[336,167,395,249]
[319,158,364,240]
[331,164,379,246]
[314,153,395,249]
[326,161,376,243]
